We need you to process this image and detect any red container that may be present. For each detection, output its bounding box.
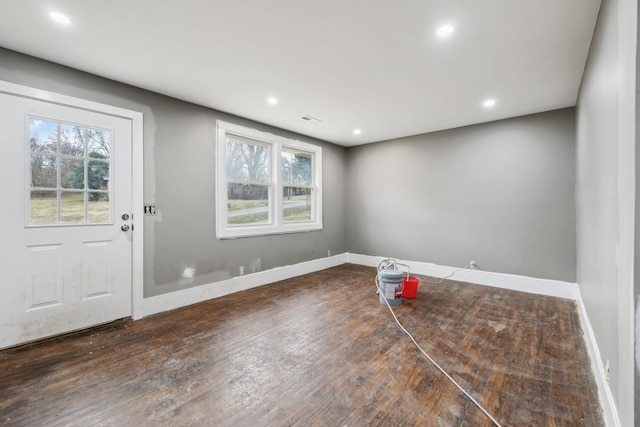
[402,276,419,299]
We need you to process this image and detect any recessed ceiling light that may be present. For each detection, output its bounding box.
[483,99,496,108]
[353,129,361,135]
[50,12,71,25]
[436,25,454,38]
[267,97,278,105]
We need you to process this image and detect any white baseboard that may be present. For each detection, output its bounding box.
[144,252,577,318]
[576,295,622,427]
[142,253,348,317]
[141,251,617,426]
[346,253,579,300]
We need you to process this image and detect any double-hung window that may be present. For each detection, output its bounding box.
[216,121,322,238]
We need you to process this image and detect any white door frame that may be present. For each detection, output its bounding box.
[0,80,144,321]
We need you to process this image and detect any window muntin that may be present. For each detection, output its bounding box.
[28,117,111,225]
[216,121,322,238]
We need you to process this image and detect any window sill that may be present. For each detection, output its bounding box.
[216,223,323,239]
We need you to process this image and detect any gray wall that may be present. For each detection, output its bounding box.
[346,109,576,282]
[0,48,348,298]
[576,0,636,424]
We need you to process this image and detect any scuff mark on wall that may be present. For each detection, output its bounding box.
[248,257,262,274]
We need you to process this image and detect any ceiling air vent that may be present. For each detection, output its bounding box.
[300,114,322,123]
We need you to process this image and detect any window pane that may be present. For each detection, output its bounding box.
[60,192,85,223]
[59,124,85,157]
[87,129,110,158]
[88,193,110,223]
[226,135,270,183]
[61,158,84,189]
[29,118,57,154]
[282,150,312,186]
[283,187,312,222]
[88,157,109,190]
[30,191,57,224]
[30,154,57,188]
[227,183,269,225]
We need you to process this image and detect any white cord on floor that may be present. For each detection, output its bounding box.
[375,272,502,427]
[418,264,471,285]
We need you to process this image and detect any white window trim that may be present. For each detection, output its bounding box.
[216,120,322,239]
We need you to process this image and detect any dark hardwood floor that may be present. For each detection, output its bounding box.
[0,264,603,426]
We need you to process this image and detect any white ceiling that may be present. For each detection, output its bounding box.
[0,1,602,147]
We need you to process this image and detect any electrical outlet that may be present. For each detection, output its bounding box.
[328,249,331,257]
[469,260,477,269]
[239,266,244,276]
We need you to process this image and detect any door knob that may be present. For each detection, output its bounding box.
[121,224,130,232]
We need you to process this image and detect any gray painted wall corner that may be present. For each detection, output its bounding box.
[345,108,577,283]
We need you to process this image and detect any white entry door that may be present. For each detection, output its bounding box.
[0,92,133,349]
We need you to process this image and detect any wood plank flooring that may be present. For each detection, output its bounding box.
[0,264,603,426]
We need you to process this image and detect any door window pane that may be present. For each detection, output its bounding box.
[88,193,110,222]
[87,129,110,157]
[59,123,84,156]
[88,157,109,190]
[29,191,57,224]
[61,158,84,189]
[60,192,86,223]
[29,119,56,154]
[30,154,57,188]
